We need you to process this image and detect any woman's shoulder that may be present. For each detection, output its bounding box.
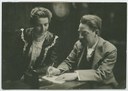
[24,27,33,36]
[14,27,33,42]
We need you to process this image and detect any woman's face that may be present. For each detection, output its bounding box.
[34,17,49,35]
[52,3,70,18]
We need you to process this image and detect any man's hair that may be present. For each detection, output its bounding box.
[80,15,102,35]
[30,7,52,25]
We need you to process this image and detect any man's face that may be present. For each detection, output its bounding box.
[78,23,96,45]
[34,17,49,35]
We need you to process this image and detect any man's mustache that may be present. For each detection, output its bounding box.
[79,38,84,43]
[79,38,87,46]
[79,38,84,41]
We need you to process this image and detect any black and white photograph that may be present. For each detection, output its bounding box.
[2,1,127,89]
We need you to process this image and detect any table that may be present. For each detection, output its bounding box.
[2,79,90,89]
[39,79,90,89]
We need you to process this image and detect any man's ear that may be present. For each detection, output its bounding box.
[95,29,98,34]
[95,29,100,35]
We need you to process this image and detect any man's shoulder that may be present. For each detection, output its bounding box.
[75,40,82,46]
[99,37,117,52]
[74,40,83,49]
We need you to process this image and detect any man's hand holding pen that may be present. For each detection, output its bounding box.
[47,66,61,77]
[47,66,78,81]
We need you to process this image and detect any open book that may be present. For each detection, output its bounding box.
[42,76,65,84]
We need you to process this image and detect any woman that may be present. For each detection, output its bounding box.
[17,7,59,79]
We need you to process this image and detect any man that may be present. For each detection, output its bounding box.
[47,15,118,89]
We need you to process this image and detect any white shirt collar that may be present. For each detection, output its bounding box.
[87,37,99,57]
[87,37,99,50]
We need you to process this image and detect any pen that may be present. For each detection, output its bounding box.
[47,63,54,77]
[51,62,54,67]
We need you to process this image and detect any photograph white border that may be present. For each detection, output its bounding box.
[0,0,127,91]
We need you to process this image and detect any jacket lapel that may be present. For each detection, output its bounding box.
[77,44,87,68]
[92,37,104,69]
[77,47,85,68]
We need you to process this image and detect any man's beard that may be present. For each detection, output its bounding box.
[79,38,87,46]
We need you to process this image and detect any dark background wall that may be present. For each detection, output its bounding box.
[2,2,127,84]
[2,3,127,40]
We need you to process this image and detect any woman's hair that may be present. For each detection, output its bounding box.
[30,7,52,25]
[80,15,102,35]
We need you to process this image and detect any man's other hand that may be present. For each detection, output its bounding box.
[55,73,78,81]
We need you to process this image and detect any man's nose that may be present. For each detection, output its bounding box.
[41,25,43,29]
[41,25,45,30]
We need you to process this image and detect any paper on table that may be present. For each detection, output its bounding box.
[42,76,65,84]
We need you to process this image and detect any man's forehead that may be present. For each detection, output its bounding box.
[79,23,89,29]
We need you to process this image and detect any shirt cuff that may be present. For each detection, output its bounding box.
[74,70,80,80]
[58,68,66,74]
